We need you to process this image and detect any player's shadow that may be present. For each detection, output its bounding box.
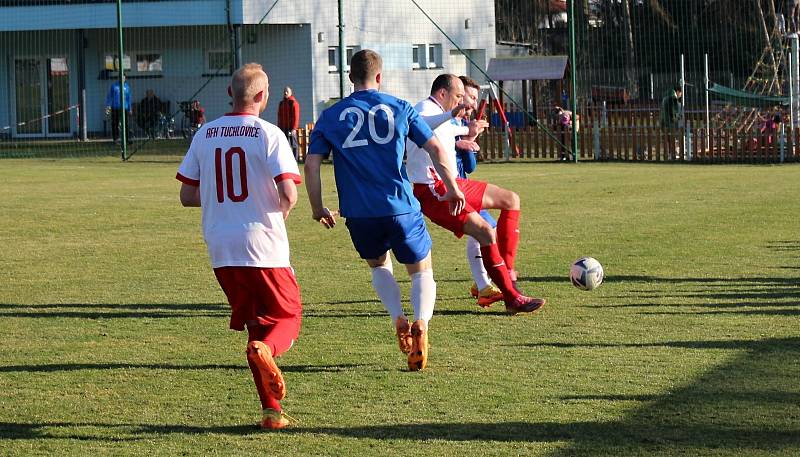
[2,337,797,451]
[0,303,228,319]
[0,362,371,374]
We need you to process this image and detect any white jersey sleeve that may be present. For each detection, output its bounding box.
[405,98,460,185]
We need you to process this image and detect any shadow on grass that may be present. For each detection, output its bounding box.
[0,302,228,319]
[0,362,370,374]
[1,338,797,452]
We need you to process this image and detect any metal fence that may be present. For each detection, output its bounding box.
[1,0,797,163]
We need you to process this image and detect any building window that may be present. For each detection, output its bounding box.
[104,52,162,77]
[328,47,338,72]
[328,46,361,72]
[136,53,162,73]
[427,44,442,69]
[206,50,231,75]
[412,44,422,69]
[104,53,131,72]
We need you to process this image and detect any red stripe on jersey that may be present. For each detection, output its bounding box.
[274,173,302,184]
[176,172,200,187]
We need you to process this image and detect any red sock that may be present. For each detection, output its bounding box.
[496,209,520,272]
[480,244,520,302]
[247,326,282,411]
[247,354,282,411]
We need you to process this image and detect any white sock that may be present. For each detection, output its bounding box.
[410,269,436,324]
[371,262,404,322]
[466,235,492,290]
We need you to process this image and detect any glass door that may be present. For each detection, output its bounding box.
[14,58,44,135]
[46,57,70,135]
[13,57,71,137]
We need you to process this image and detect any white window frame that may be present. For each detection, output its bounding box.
[412,44,423,69]
[427,44,442,69]
[328,45,361,72]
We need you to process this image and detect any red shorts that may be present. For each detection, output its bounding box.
[213,266,302,332]
[413,178,487,238]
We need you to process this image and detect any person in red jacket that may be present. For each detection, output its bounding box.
[277,86,301,160]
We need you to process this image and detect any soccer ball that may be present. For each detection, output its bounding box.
[570,257,604,291]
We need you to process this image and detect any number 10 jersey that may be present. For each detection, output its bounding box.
[176,113,301,268]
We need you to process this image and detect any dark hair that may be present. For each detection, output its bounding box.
[773,113,782,123]
[459,75,480,91]
[430,74,458,95]
[674,85,682,92]
[349,49,382,85]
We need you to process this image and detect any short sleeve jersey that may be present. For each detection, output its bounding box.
[307,89,433,218]
[405,97,464,185]
[176,113,301,268]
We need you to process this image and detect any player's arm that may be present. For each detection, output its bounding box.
[456,148,478,175]
[276,179,297,220]
[179,183,200,207]
[303,154,337,228]
[420,103,470,130]
[422,137,465,216]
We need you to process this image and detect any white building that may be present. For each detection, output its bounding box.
[0,0,496,138]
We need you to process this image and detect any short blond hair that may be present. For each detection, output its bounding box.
[230,63,268,104]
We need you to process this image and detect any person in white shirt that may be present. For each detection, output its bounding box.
[176,63,302,430]
[406,74,547,315]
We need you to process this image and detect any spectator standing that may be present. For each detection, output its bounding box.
[105,75,132,142]
[278,86,301,160]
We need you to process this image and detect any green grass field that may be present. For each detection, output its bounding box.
[1,158,798,456]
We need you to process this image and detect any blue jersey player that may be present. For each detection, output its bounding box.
[304,49,465,371]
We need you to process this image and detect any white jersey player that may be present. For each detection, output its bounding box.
[176,63,302,430]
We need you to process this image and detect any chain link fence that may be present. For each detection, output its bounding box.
[1,0,797,162]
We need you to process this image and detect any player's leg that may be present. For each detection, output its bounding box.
[391,212,435,371]
[347,217,409,353]
[480,183,522,286]
[466,209,503,308]
[245,268,302,429]
[365,253,411,354]
[214,267,301,430]
[462,214,545,315]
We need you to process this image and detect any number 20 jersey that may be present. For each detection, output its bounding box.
[307,89,434,218]
[176,113,301,268]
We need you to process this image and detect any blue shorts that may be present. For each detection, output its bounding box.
[345,212,432,264]
[479,209,497,228]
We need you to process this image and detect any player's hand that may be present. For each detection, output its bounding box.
[441,188,466,216]
[313,207,339,229]
[450,103,469,119]
[455,139,480,152]
[467,119,489,138]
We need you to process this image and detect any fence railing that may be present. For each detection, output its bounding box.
[288,121,799,164]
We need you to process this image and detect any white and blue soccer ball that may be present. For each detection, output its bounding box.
[570,257,604,291]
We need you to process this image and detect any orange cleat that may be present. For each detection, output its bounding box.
[395,317,413,354]
[407,320,429,371]
[476,284,504,308]
[260,408,291,430]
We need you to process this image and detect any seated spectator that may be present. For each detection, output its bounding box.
[138,90,163,136]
